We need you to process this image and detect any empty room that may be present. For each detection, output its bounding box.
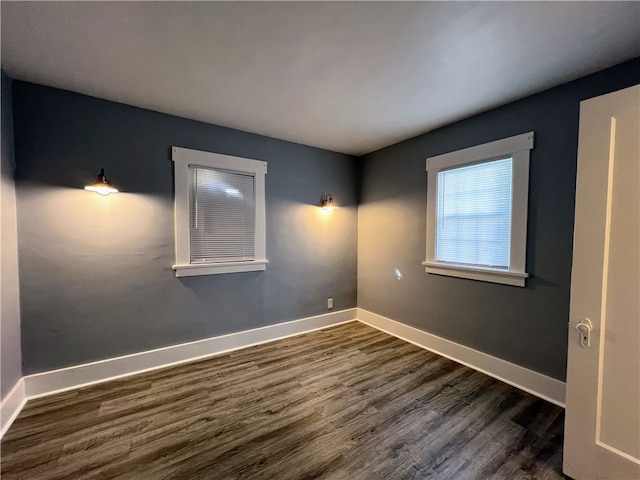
[1,2,639,479]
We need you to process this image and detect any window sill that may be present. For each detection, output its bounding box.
[173,260,268,277]
[421,261,528,287]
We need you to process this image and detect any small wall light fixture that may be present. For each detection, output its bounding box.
[320,194,338,211]
[85,168,118,195]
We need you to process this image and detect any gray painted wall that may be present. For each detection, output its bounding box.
[358,58,640,381]
[10,58,640,381]
[1,71,22,398]
[13,82,358,374]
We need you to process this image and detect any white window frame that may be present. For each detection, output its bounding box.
[422,132,534,287]
[172,146,268,277]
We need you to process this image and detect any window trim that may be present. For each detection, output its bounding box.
[172,146,268,277]
[422,132,534,287]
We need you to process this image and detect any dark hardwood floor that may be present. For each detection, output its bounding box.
[1,322,567,479]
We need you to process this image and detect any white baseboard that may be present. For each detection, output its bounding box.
[357,308,566,407]
[1,378,26,438]
[2,306,565,440]
[25,308,357,399]
[0,308,356,440]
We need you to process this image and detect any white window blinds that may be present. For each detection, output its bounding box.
[435,157,513,269]
[189,166,255,264]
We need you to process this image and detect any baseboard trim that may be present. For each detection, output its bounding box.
[0,308,356,440]
[0,378,26,439]
[2,306,565,440]
[24,308,357,400]
[357,308,566,407]
[0,308,357,439]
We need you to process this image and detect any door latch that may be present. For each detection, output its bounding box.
[576,318,593,348]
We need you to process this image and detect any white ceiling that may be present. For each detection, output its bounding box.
[2,2,639,156]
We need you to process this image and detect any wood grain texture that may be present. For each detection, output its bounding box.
[1,322,567,479]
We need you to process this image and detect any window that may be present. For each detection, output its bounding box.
[423,132,534,287]
[172,147,267,277]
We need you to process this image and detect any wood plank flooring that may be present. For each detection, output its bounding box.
[1,322,567,479]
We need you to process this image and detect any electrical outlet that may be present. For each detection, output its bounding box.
[327,298,333,309]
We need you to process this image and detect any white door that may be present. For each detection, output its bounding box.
[564,84,640,480]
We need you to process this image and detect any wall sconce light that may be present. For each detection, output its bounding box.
[320,194,338,211]
[85,168,118,195]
